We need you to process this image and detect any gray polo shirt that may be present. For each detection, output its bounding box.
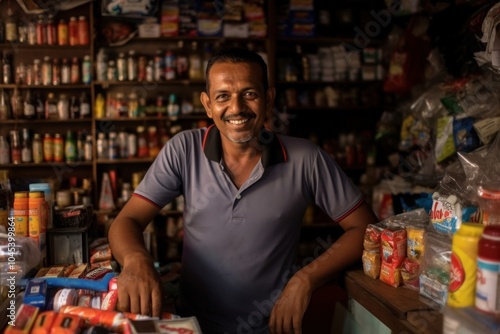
[134,125,363,333]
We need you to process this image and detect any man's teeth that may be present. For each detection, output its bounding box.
[228,119,248,125]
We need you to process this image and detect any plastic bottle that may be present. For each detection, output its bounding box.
[448,222,484,307]
[95,93,105,119]
[77,16,89,45]
[45,92,58,119]
[188,41,202,80]
[82,55,92,84]
[41,56,52,86]
[70,95,80,119]
[80,92,90,118]
[68,16,79,46]
[23,90,36,120]
[127,50,137,81]
[10,130,21,164]
[96,49,108,82]
[117,52,127,81]
[46,16,56,46]
[21,128,32,163]
[57,94,69,119]
[43,133,54,162]
[476,225,500,315]
[70,57,80,84]
[53,133,64,162]
[28,191,47,250]
[32,133,43,163]
[13,191,29,237]
[96,132,108,160]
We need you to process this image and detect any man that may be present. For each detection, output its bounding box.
[108,48,379,333]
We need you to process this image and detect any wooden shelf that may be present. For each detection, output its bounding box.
[0,84,91,89]
[96,115,207,122]
[3,161,93,167]
[0,43,90,50]
[276,80,383,86]
[283,106,382,112]
[93,80,205,87]
[1,118,92,124]
[96,158,155,164]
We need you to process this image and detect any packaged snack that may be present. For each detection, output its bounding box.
[364,224,384,251]
[362,250,381,279]
[406,225,426,261]
[401,257,420,290]
[379,261,401,288]
[381,226,407,266]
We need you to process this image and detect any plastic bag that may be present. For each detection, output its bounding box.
[0,234,41,282]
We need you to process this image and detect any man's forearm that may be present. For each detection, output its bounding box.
[108,217,152,266]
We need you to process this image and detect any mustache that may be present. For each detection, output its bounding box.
[222,112,255,121]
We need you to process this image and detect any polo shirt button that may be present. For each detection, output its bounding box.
[236,194,241,199]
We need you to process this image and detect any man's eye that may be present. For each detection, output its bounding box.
[244,92,258,98]
[216,94,229,101]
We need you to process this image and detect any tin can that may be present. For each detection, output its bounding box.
[476,225,500,314]
[448,222,484,307]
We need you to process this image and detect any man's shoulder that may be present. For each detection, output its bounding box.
[170,128,206,144]
[277,133,319,153]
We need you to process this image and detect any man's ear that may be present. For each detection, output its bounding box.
[200,91,212,118]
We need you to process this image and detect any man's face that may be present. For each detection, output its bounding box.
[201,61,275,145]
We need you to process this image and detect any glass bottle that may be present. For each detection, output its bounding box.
[16,62,26,84]
[61,58,70,84]
[21,128,32,163]
[68,16,78,46]
[0,136,10,164]
[27,18,36,45]
[33,58,42,85]
[45,92,58,119]
[96,49,108,81]
[57,94,69,119]
[70,57,80,84]
[108,132,118,160]
[78,16,89,45]
[148,126,160,158]
[5,7,18,43]
[31,133,43,163]
[57,19,68,45]
[2,52,12,84]
[84,135,92,161]
[188,41,202,80]
[70,95,80,119]
[41,56,52,86]
[96,132,108,160]
[82,55,91,84]
[127,50,137,81]
[0,89,11,120]
[23,90,36,120]
[64,130,77,162]
[52,58,61,85]
[10,130,21,164]
[79,92,90,118]
[35,92,44,119]
[53,133,64,162]
[46,15,56,46]
[36,15,46,45]
[176,40,189,80]
[17,19,27,44]
[107,60,117,81]
[11,88,23,119]
[43,133,54,162]
[117,52,127,81]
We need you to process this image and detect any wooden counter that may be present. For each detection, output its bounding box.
[344,269,443,333]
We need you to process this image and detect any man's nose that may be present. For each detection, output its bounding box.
[228,95,244,112]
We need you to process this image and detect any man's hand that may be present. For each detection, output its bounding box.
[116,253,163,317]
[269,273,312,334]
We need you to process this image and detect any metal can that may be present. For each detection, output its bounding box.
[476,225,500,315]
[448,223,484,307]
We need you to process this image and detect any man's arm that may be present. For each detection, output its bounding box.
[108,195,164,317]
[269,201,379,334]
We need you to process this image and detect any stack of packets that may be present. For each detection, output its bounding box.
[362,209,429,290]
[5,239,202,333]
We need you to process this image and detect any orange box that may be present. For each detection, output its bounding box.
[31,311,57,334]
[50,313,82,334]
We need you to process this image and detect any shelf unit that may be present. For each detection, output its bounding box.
[0,0,388,222]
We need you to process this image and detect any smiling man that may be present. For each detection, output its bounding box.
[108,48,379,334]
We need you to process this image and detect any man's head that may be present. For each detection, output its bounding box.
[200,48,275,145]
[205,48,269,93]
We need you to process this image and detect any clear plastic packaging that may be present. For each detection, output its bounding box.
[0,233,41,282]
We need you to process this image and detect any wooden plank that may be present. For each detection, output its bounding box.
[346,270,434,317]
[406,311,443,334]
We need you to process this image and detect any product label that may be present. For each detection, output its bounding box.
[476,259,500,314]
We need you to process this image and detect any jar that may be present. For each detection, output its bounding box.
[476,225,500,315]
[13,191,29,237]
[56,190,72,208]
[477,186,500,226]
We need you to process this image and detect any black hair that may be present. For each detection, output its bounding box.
[205,47,269,93]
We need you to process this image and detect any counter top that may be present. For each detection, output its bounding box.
[344,269,443,333]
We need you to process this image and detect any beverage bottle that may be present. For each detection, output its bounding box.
[52,57,61,85]
[77,131,85,161]
[36,15,46,45]
[15,62,27,84]
[137,126,148,158]
[107,60,117,81]
[154,50,164,81]
[96,133,108,160]
[11,88,23,119]
[117,52,127,81]
[128,92,139,118]
[176,40,189,79]
[21,128,32,163]
[188,41,202,80]
[27,18,36,45]
[69,16,79,46]
[96,49,108,81]
[80,92,90,118]
[0,89,11,120]
[33,58,42,85]
[32,133,43,163]
[127,50,137,81]
[57,94,69,119]
[53,133,64,162]
[95,93,105,119]
[43,133,54,162]
[70,57,80,83]
[46,16,56,45]
[82,55,92,84]
[78,16,89,45]
[5,7,18,43]
[164,50,176,80]
[70,95,80,119]
[45,92,58,119]
[13,191,29,237]
[61,58,70,84]
[148,126,160,158]
[23,90,36,119]
[18,19,27,44]
[64,130,77,163]
[10,130,22,164]
[41,56,52,86]
[84,135,93,161]
[3,52,13,84]
[108,132,119,159]
[116,93,128,117]
[0,136,10,164]
[35,92,45,119]
[167,94,179,116]
[58,19,68,45]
